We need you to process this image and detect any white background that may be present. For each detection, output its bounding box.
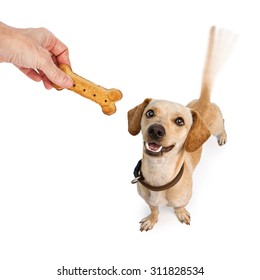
[1,1,259,279]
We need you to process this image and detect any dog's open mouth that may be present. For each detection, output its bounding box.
[145,142,162,153]
[144,142,175,156]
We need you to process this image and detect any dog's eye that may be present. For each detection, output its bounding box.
[146,110,154,118]
[175,117,185,126]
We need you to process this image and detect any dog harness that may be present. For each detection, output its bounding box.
[131,160,185,191]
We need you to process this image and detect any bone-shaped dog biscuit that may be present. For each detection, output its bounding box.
[53,64,123,115]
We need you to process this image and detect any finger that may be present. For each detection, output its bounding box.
[56,46,71,66]
[18,66,53,90]
[45,34,71,66]
[39,57,73,89]
[17,67,42,82]
[38,69,53,90]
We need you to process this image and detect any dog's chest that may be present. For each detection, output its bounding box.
[148,191,168,207]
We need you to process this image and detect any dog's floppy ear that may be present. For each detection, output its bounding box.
[184,110,211,152]
[128,98,152,135]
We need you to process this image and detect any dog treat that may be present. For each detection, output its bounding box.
[53,64,123,115]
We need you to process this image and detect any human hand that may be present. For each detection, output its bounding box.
[0,22,73,89]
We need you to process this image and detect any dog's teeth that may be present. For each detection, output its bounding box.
[157,146,162,152]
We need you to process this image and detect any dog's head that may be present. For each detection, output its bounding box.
[128,99,210,154]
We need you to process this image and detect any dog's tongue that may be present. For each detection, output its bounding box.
[148,142,162,152]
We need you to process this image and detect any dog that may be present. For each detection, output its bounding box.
[128,26,235,231]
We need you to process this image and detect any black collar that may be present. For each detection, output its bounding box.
[131,160,185,191]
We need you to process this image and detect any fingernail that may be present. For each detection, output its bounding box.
[63,76,73,88]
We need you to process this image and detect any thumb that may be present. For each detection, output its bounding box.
[40,61,73,89]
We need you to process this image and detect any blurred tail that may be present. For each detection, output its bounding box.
[199,26,237,105]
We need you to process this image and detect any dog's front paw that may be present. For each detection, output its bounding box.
[175,207,191,225]
[140,215,158,232]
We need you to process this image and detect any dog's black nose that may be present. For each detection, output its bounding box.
[148,124,165,140]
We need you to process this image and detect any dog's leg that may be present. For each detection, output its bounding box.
[174,207,191,225]
[140,205,159,231]
[217,119,227,146]
[217,129,227,146]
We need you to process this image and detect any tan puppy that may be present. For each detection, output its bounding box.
[128,26,235,231]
